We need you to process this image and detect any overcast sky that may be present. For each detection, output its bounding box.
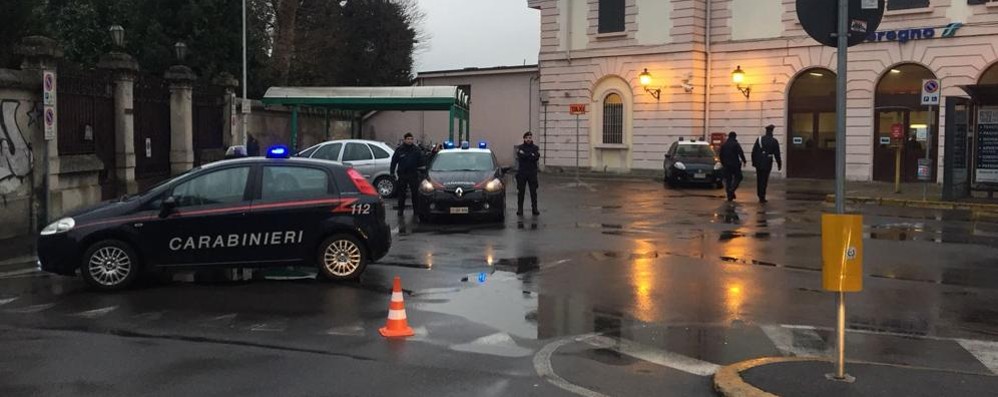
[413,0,540,72]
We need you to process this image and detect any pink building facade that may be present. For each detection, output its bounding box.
[527,0,998,181]
[363,66,541,167]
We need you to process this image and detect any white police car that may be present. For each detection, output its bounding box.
[416,141,510,223]
[37,146,392,290]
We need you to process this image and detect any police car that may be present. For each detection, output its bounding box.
[663,139,724,188]
[37,146,392,290]
[416,141,509,223]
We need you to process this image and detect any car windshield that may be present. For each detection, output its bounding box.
[675,145,715,158]
[430,152,494,172]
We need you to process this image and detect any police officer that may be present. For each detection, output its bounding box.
[719,131,747,202]
[516,131,541,216]
[390,133,424,216]
[751,124,783,203]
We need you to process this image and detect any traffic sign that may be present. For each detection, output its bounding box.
[796,0,885,47]
[43,70,56,106]
[921,79,940,106]
[569,104,587,115]
[44,106,56,141]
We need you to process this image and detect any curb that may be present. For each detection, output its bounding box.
[825,195,998,213]
[714,357,822,397]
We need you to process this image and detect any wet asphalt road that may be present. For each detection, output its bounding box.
[3,175,998,396]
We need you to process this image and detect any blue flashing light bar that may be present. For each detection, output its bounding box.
[266,145,290,158]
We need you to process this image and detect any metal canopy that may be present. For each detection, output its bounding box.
[263,86,470,110]
[959,84,998,104]
[261,86,471,148]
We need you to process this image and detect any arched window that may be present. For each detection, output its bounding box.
[603,93,623,144]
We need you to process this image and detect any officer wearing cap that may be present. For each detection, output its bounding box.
[516,131,541,216]
[751,124,783,203]
[391,133,424,216]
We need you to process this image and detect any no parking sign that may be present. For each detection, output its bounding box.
[921,79,940,106]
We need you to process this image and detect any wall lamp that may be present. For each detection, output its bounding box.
[732,65,751,99]
[639,69,662,100]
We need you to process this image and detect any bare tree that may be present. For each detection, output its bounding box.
[271,0,302,85]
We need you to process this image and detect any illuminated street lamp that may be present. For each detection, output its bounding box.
[732,65,750,99]
[638,68,661,100]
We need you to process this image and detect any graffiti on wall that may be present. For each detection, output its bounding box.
[0,100,33,195]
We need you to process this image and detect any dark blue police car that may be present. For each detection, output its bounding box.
[37,146,392,290]
[416,141,509,223]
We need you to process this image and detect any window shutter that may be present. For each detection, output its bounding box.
[598,0,626,34]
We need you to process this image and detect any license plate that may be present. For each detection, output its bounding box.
[450,207,469,214]
[694,172,706,179]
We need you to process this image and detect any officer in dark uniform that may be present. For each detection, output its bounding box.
[719,131,747,202]
[390,133,424,216]
[516,131,541,216]
[751,124,783,203]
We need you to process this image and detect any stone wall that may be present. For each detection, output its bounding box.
[0,69,40,240]
[244,100,355,153]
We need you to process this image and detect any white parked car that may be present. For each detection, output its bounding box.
[298,139,397,197]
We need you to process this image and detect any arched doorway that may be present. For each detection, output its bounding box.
[787,68,836,179]
[980,62,998,84]
[873,64,939,182]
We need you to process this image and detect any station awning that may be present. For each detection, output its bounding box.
[260,86,471,146]
[262,86,470,111]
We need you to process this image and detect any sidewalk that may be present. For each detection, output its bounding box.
[715,357,998,397]
[541,167,998,212]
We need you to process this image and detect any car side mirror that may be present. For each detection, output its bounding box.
[160,196,177,217]
[501,166,512,175]
[664,154,672,159]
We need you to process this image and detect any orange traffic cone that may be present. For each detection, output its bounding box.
[379,276,414,338]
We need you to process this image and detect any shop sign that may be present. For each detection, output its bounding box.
[866,22,962,44]
[977,108,998,184]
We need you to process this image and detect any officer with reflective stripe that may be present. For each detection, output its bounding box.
[751,124,783,203]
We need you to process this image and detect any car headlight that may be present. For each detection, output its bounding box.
[484,178,503,192]
[714,162,723,171]
[419,179,436,193]
[40,217,75,236]
[674,162,686,170]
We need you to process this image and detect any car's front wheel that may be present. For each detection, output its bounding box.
[80,239,141,291]
[374,176,397,198]
[317,234,368,281]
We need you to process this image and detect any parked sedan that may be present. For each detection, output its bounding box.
[664,140,724,188]
[298,139,397,197]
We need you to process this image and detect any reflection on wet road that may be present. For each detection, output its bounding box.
[4,176,998,396]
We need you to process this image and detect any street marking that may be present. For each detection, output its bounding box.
[202,313,238,327]
[0,268,41,278]
[71,305,118,319]
[133,311,165,321]
[0,297,18,306]
[5,302,56,314]
[534,333,610,397]
[249,318,288,332]
[583,335,721,376]
[762,325,829,357]
[957,339,998,375]
[326,324,365,337]
[450,332,534,358]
